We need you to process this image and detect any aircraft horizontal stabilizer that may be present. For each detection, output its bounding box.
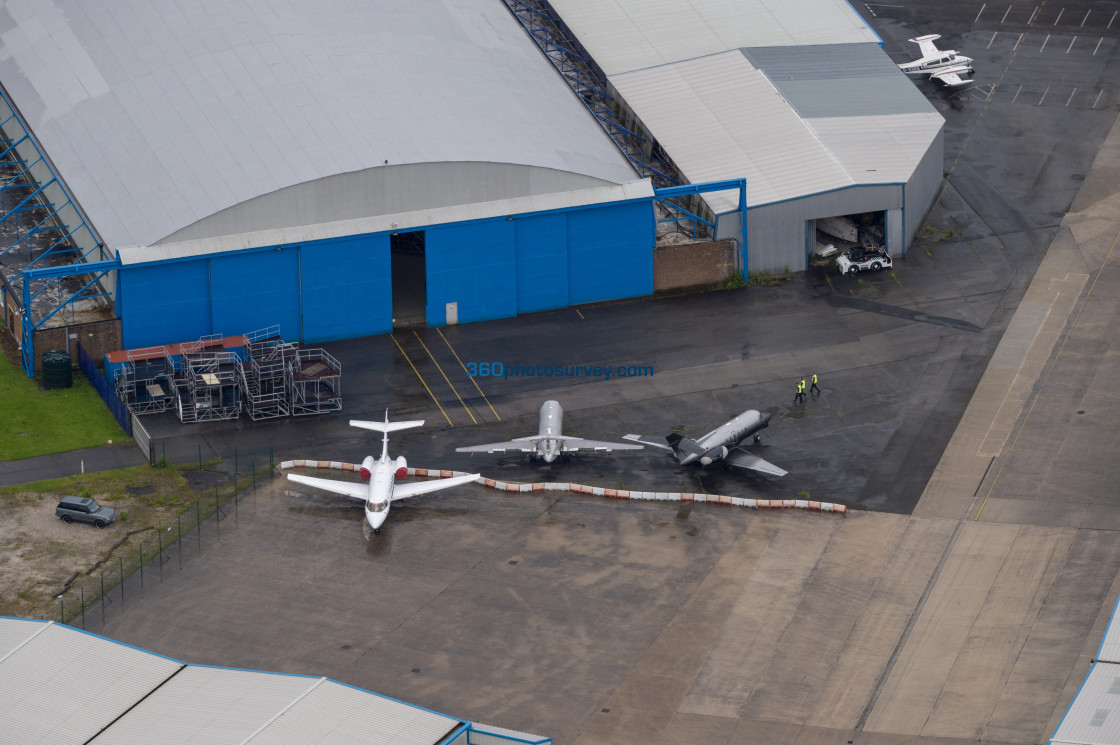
[666,433,705,457]
[351,418,425,433]
[723,449,788,477]
[393,472,480,501]
[623,434,673,451]
[287,473,368,501]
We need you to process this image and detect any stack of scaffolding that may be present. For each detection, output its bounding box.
[239,326,296,420]
[114,346,176,414]
[113,326,342,423]
[174,335,242,422]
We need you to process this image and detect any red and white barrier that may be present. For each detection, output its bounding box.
[279,460,847,514]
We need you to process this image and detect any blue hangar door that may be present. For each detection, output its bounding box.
[210,248,301,341]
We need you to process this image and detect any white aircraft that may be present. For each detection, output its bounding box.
[456,400,643,463]
[898,34,974,86]
[286,413,479,535]
[625,409,787,477]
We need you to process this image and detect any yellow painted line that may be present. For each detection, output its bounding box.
[436,327,501,422]
[576,309,585,319]
[976,223,1120,520]
[412,330,476,424]
[391,334,454,427]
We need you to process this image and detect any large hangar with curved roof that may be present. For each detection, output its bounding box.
[0,0,654,347]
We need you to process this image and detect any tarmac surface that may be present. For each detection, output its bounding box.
[8,2,1120,744]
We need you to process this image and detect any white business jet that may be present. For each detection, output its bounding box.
[287,413,479,535]
[898,34,974,86]
[456,400,643,463]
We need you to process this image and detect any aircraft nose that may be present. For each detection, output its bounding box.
[367,511,386,530]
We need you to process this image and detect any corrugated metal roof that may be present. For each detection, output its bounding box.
[0,619,182,745]
[806,114,946,186]
[0,616,44,659]
[1099,600,1120,663]
[116,180,655,265]
[610,52,853,213]
[1050,662,1120,745]
[741,44,934,118]
[546,0,881,76]
[0,0,637,248]
[91,666,323,744]
[246,680,461,745]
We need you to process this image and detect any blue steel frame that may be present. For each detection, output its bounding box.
[504,0,679,186]
[655,179,748,278]
[0,87,98,264]
[20,258,120,377]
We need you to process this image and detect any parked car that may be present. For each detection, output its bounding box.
[837,246,892,275]
[55,495,116,528]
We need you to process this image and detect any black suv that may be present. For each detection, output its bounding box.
[55,495,117,528]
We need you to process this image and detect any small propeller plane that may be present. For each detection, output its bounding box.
[456,400,643,463]
[287,413,479,535]
[898,34,974,86]
[624,409,787,477]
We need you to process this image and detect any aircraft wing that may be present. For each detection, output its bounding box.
[723,449,788,477]
[286,473,367,501]
[392,472,480,501]
[623,434,673,452]
[456,440,540,455]
[557,436,643,453]
[930,66,971,86]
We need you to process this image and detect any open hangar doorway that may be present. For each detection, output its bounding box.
[810,210,886,263]
[391,230,427,328]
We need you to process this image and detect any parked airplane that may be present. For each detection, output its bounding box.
[898,34,974,86]
[456,400,643,463]
[624,409,787,477]
[286,413,479,535]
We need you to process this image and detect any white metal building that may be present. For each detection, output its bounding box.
[1050,600,1120,745]
[0,617,548,744]
[548,0,946,272]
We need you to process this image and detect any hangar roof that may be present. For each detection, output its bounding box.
[545,0,882,76]
[609,51,943,214]
[547,0,943,215]
[0,0,637,248]
[0,618,491,745]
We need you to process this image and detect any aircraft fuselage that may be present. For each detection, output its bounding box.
[537,400,564,462]
[677,409,772,466]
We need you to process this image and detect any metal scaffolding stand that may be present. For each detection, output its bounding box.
[239,326,296,420]
[287,347,342,416]
[114,346,175,414]
[174,336,242,422]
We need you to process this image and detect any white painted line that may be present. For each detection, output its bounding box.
[1002,4,1013,23]
[865,3,877,16]
[1011,84,1023,103]
[975,3,987,22]
[1067,36,1076,53]
[986,84,996,102]
[1111,11,1118,29]
[1028,5,1039,24]
[1066,88,1076,106]
[1040,33,1050,52]
[988,31,998,49]
[1081,9,1090,27]
[1094,37,1104,55]
[1039,86,1049,105]
[1014,32,1024,50]
[1054,8,1063,25]
[1093,90,1104,108]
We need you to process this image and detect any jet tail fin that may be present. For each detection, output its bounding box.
[666,433,705,457]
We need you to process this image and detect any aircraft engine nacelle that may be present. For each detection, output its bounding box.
[395,455,408,479]
[700,446,729,466]
[359,455,375,481]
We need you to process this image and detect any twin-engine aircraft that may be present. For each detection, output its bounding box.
[624,409,787,477]
[286,413,478,535]
[898,34,974,87]
[456,400,643,463]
